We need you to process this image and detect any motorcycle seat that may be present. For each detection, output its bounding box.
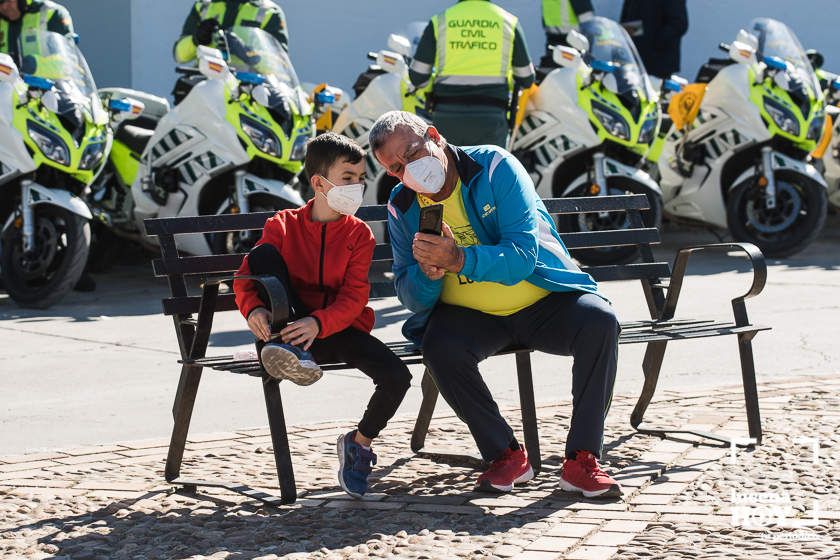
[115,124,155,155]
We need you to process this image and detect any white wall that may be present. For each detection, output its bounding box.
[71,1,840,99]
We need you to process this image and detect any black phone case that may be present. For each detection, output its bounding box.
[419,204,444,235]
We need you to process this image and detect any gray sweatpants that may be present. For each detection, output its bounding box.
[421,291,619,462]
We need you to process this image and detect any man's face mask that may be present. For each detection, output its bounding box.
[320,177,364,216]
[403,138,446,195]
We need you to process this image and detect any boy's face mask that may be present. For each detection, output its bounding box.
[320,177,364,216]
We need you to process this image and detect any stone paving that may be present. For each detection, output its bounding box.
[0,374,838,560]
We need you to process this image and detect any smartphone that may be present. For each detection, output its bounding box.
[419,204,444,236]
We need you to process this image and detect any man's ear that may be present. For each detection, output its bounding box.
[426,126,442,145]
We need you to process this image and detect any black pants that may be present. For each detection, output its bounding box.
[432,103,509,148]
[421,291,619,462]
[247,244,411,439]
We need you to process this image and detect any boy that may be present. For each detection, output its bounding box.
[233,132,412,498]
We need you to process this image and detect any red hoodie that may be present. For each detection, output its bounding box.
[233,200,375,338]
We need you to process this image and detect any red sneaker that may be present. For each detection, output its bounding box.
[475,445,534,493]
[560,450,623,498]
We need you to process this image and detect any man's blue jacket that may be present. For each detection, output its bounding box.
[387,144,601,344]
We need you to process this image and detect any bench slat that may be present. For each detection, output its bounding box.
[143,195,651,236]
[582,262,671,282]
[153,254,245,276]
[561,228,659,249]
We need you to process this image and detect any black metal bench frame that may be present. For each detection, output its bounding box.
[144,194,769,506]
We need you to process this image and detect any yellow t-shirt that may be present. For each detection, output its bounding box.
[418,181,549,316]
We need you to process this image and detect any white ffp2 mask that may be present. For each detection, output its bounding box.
[403,140,446,194]
[321,178,364,216]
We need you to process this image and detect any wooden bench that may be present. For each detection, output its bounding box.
[143,194,769,506]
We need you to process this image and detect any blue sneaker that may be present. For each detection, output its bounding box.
[337,430,377,498]
[260,342,322,385]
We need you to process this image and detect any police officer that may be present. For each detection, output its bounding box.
[0,0,73,67]
[539,0,593,74]
[408,0,534,148]
[173,0,287,64]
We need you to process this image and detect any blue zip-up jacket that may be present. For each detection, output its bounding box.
[387,144,601,344]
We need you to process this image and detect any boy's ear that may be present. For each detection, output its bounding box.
[309,173,321,192]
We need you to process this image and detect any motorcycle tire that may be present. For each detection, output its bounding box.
[1,206,90,309]
[727,172,827,259]
[556,178,663,266]
[209,195,297,255]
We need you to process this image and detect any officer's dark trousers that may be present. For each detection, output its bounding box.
[421,291,619,463]
[432,103,509,148]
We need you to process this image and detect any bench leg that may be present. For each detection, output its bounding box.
[737,331,763,444]
[630,341,667,429]
[410,368,438,453]
[262,376,297,505]
[165,364,203,482]
[515,352,541,474]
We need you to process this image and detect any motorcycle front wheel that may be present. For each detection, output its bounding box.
[556,177,663,266]
[1,205,90,308]
[727,172,827,258]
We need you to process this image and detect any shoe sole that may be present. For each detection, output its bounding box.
[261,345,322,386]
[559,477,623,499]
[475,465,535,493]
[336,434,364,499]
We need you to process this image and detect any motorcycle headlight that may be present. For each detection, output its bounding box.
[240,115,281,157]
[289,134,308,161]
[591,101,630,141]
[638,116,658,144]
[27,122,70,166]
[763,98,800,137]
[807,112,825,141]
[79,142,106,170]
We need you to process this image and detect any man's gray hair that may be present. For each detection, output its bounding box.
[368,111,442,154]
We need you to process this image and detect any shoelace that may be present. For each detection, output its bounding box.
[484,449,516,475]
[352,446,377,474]
[578,452,609,479]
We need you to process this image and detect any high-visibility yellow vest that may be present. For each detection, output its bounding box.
[174,0,278,63]
[431,1,517,89]
[0,4,51,55]
[541,0,579,35]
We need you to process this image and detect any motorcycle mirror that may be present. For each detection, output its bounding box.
[377,49,407,75]
[729,40,757,66]
[763,56,788,72]
[806,49,824,69]
[552,45,583,69]
[663,75,687,93]
[591,59,617,74]
[0,53,19,83]
[566,30,589,54]
[198,45,229,79]
[387,34,412,58]
[252,84,270,107]
[41,90,59,113]
[734,29,758,51]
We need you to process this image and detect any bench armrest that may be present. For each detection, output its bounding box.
[661,242,767,326]
[230,274,289,332]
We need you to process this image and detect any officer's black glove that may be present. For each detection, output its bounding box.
[193,18,219,46]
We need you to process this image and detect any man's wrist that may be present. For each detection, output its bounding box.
[451,247,465,273]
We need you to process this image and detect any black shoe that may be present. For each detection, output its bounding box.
[73,273,96,292]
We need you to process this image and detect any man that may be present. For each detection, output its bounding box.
[539,0,593,72]
[370,110,622,498]
[620,0,688,82]
[408,0,534,148]
[0,0,73,67]
[173,0,287,64]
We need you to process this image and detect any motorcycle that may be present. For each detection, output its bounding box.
[511,16,663,265]
[813,68,840,210]
[0,30,122,308]
[655,18,828,258]
[88,26,313,258]
[332,29,431,207]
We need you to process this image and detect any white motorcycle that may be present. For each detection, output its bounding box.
[656,19,828,258]
[88,26,310,257]
[512,17,663,264]
[816,73,840,209]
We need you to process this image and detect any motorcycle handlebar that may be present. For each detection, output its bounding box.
[367,52,378,61]
[718,42,731,53]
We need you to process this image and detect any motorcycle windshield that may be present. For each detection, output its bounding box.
[19,31,98,111]
[750,18,820,94]
[579,17,653,98]
[224,26,301,90]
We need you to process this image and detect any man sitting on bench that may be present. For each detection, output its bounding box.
[233,132,412,499]
[370,111,623,498]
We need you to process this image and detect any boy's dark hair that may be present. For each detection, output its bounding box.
[304,132,365,179]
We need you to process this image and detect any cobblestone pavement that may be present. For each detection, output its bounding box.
[1,375,837,560]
